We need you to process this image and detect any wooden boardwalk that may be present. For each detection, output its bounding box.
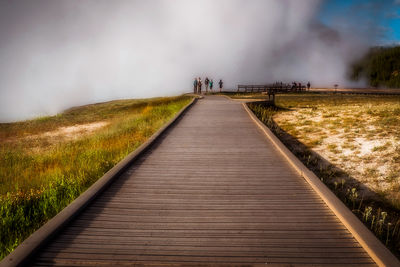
[30,96,375,266]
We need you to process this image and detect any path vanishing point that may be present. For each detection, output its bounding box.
[4,95,400,266]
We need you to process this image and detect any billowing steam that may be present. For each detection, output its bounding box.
[0,0,378,121]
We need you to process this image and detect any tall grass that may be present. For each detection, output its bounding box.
[0,96,192,259]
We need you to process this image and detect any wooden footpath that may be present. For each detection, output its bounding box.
[19,96,383,265]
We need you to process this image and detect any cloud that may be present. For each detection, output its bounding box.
[0,0,371,122]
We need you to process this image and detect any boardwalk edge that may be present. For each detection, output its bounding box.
[0,97,197,267]
[242,102,400,267]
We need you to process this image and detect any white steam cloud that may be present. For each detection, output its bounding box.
[0,0,370,122]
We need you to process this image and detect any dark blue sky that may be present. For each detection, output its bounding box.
[320,0,400,44]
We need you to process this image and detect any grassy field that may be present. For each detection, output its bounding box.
[245,92,400,255]
[0,95,193,259]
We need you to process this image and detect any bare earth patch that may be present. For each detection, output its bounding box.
[30,121,110,141]
[2,122,110,145]
[274,103,400,206]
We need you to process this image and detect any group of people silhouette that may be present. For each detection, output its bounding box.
[291,81,311,91]
[193,77,223,94]
[274,81,311,91]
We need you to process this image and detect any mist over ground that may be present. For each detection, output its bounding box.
[0,0,387,122]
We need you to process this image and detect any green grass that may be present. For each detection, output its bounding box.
[0,95,193,259]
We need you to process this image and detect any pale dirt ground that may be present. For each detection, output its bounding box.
[0,122,111,146]
[26,121,110,142]
[7,121,110,154]
[1,122,111,161]
[274,108,400,203]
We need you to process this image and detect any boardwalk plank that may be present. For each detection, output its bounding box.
[41,247,371,259]
[45,243,364,253]
[35,254,375,264]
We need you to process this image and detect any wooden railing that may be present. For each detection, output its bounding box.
[237,84,306,101]
[237,84,306,93]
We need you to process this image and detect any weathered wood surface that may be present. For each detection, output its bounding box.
[29,96,376,266]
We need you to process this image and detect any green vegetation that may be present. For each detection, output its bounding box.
[0,95,193,259]
[247,93,400,256]
[350,46,400,88]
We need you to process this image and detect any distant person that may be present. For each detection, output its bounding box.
[193,78,198,94]
[334,84,339,93]
[198,77,202,94]
[219,79,223,92]
[307,81,311,91]
[298,82,302,91]
[209,79,214,92]
[204,77,210,93]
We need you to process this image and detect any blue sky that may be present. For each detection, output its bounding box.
[319,0,400,45]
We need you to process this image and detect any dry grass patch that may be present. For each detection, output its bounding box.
[273,94,400,207]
